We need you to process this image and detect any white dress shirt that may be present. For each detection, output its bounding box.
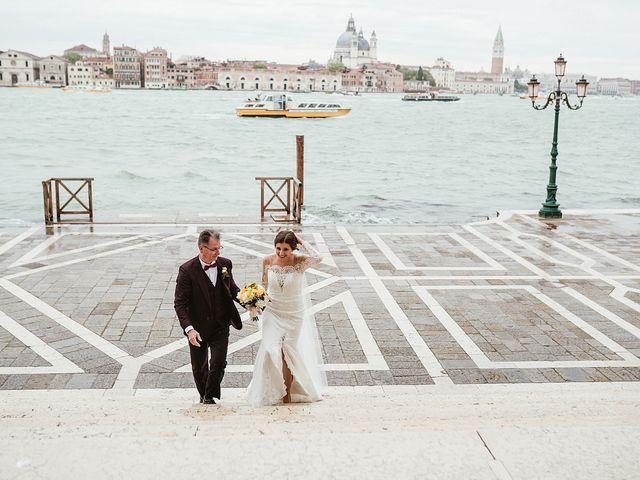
[185,257,218,335]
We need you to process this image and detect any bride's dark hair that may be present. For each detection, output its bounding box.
[274,230,299,250]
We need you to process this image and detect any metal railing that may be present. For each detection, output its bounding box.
[42,178,94,225]
[255,176,302,224]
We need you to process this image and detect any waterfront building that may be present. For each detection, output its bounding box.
[217,63,342,92]
[332,14,378,68]
[631,80,640,96]
[67,62,94,86]
[194,65,218,89]
[452,71,514,94]
[80,55,112,74]
[0,50,40,86]
[430,57,455,89]
[103,32,111,57]
[37,55,68,85]
[491,26,504,76]
[144,47,168,89]
[68,61,114,88]
[341,63,402,93]
[167,65,196,89]
[597,77,632,96]
[113,45,143,88]
[535,72,598,95]
[64,44,100,58]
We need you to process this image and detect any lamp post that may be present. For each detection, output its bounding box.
[527,55,589,219]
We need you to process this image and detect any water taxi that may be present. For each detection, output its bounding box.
[236,93,351,118]
[402,92,460,102]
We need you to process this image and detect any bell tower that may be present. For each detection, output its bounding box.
[491,25,504,76]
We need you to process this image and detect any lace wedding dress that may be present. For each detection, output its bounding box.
[246,243,325,407]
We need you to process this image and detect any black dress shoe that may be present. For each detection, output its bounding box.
[202,398,216,404]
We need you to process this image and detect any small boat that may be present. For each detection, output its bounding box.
[62,86,112,93]
[236,93,351,118]
[402,92,460,102]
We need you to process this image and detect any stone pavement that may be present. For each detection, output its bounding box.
[2,209,640,478]
[1,209,640,392]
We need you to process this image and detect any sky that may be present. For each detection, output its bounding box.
[2,0,639,79]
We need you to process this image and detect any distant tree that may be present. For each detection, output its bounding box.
[64,52,82,64]
[327,60,346,73]
[253,63,267,69]
[105,67,113,76]
[399,67,417,81]
[424,69,436,87]
[514,79,528,93]
[417,66,425,82]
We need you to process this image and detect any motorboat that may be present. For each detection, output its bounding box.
[402,92,460,102]
[236,93,351,118]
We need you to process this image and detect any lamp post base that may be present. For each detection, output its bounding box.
[539,204,562,219]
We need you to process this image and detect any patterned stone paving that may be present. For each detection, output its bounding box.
[1,209,640,391]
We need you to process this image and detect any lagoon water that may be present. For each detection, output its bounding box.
[1,88,638,225]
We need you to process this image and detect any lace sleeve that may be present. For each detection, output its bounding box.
[295,241,322,271]
[262,257,269,288]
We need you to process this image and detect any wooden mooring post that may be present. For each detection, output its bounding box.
[255,135,304,223]
[42,177,94,225]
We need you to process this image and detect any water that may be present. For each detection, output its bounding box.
[1,88,639,225]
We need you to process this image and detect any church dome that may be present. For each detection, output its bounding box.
[336,31,353,49]
[358,36,370,51]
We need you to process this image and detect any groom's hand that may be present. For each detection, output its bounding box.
[187,329,202,347]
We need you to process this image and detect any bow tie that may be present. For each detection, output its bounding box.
[204,262,216,271]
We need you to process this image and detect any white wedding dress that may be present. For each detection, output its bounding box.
[246,243,325,407]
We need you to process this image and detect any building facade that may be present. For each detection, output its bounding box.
[113,46,143,88]
[536,73,598,95]
[68,62,114,88]
[167,65,196,89]
[332,15,377,68]
[452,75,514,94]
[430,57,455,89]
[217,66,342,92]
[0,50,40,86]
[341,63,402,92]
[597,77,632,96]
[144,47,168,89]
[38,55,68,85]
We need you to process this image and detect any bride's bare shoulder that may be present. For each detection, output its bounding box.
[262,255,274,266]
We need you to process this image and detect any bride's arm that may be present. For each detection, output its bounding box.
[295,236,322,270]
[262,256,269,288]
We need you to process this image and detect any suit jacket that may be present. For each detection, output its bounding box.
[174,256,243,338]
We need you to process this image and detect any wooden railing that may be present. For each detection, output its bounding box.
[255,176,302,224]
[42,178,94,225]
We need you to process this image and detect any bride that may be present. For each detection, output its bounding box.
[246,230,326,407]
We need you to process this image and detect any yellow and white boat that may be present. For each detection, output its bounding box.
[236,93,350,118]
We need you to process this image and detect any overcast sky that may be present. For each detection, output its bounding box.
[3,0,639,78]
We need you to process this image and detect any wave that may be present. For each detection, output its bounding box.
[118,170,153,181]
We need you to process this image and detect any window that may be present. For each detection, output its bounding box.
[26,74,30,81]
[298,104,307,108]
[318,104,326,107]
[308,104,317,108]
[25,60,29,67]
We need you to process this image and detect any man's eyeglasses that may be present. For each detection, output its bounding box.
[202,245,224,253]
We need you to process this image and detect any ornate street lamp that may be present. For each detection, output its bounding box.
[527,55,589,219]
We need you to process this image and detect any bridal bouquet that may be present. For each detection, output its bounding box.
[237,282,270,321]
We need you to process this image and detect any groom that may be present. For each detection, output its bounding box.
[174,229,243,404]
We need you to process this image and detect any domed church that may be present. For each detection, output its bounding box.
[332,14,378,68]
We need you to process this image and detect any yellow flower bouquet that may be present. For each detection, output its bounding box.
[237,282,270,321]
